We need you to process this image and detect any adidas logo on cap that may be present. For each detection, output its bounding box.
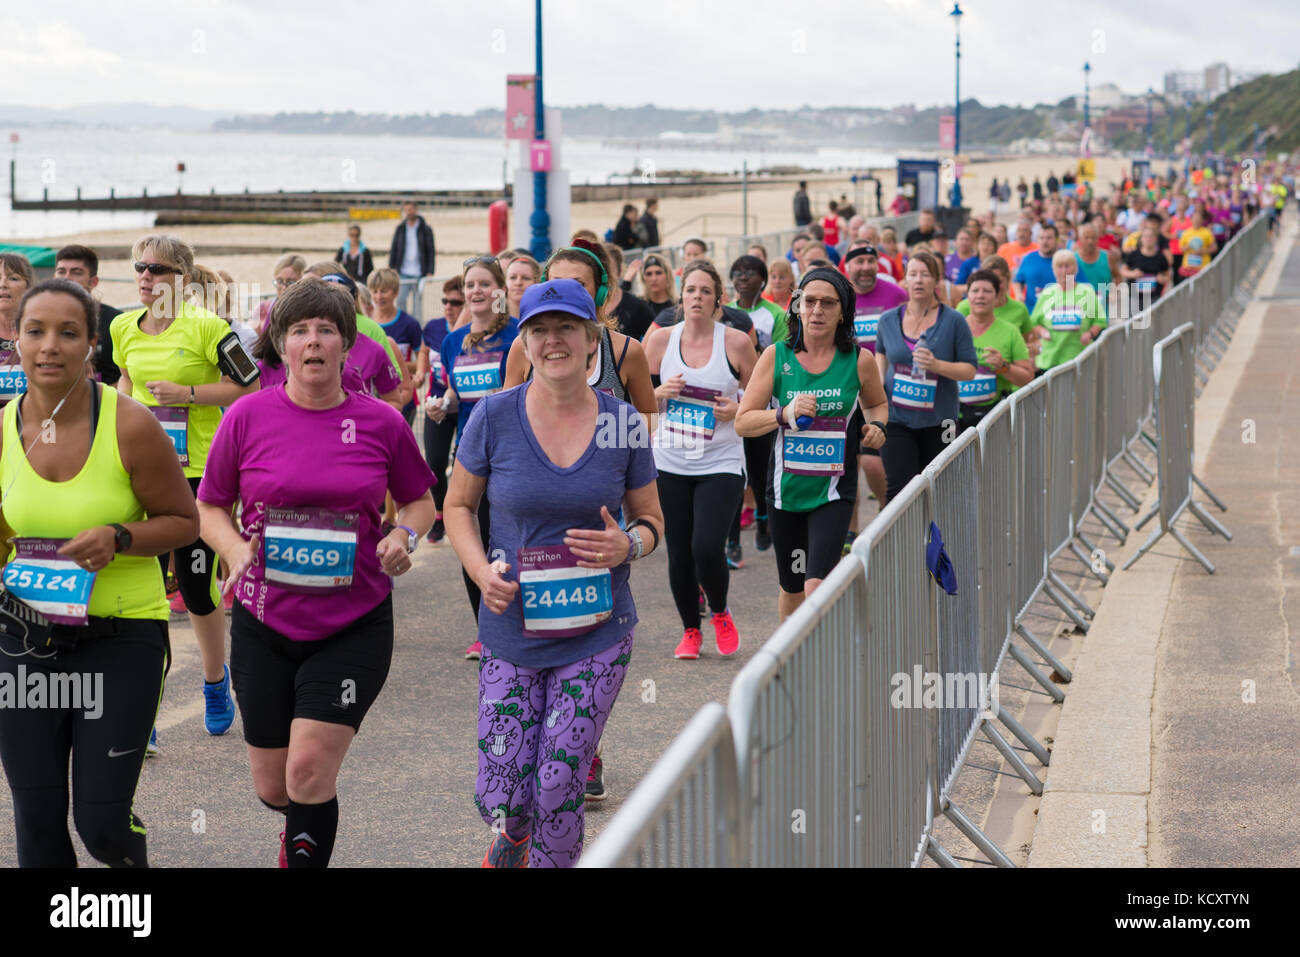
[540,287,562,301]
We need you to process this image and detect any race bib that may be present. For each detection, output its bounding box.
[1211,223,1226,237]
[1049,308,1084,331]
[263,507,359,593]
[891,365,936,411]
[429,350,445,387]
[781,416,847,476]
[853,311,880,347]
[1184,254,1203,269]
[664,384,720,441]
[0,357,26,403]
[518,546,614,638]
[451,350,503,401]
[958,370,999,406]
[1231,212,1242,224]
[2,538,95,626]
[150,406,189,466]
[1134,276,1158,293]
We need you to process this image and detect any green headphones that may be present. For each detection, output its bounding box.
[543,246,609,308]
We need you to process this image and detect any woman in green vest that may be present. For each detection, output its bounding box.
[737,267,888,621]
[0,279,198,866]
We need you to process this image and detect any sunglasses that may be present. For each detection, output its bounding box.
[442,298,465,306]
[274,277,297,289]
[463,256,498,269]
[134,262,180,276]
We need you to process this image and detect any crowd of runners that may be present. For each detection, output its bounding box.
[0,158,1292,868]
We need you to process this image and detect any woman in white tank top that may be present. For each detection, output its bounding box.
[642,260,756,661]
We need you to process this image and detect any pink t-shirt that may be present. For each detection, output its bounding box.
[257,333,401,398]
[198,386,435,641]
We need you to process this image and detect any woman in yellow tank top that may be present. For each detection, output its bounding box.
[0,279,197,867]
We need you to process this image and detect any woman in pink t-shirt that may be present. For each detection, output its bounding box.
[197,278,435,868]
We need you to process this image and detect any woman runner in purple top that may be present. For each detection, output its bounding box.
[197,278,436,868]
[445,278,663,868]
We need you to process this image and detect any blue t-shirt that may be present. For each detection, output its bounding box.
[955,255,983,285]
[876,304,978,430]
[441,318,520,439]
[455,383,658,668]
[422,317,451,397]
[1014,251,1057,313]
[382,310,423,411]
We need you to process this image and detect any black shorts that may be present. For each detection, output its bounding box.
[769,500,855,593]
[230,594,394,748]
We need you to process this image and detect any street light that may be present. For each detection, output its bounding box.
[949,3,963,208]
[529,0,551,262]
[1083,62,1091,133]
[1146,87,1154,156]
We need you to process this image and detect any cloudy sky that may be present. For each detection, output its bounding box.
[4,0,1298,115]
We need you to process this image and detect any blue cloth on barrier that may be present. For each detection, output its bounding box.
[926,521,958,595]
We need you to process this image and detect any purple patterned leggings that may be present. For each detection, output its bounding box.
[475,634,633,868]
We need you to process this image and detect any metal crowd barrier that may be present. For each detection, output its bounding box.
[581,211,1273,868]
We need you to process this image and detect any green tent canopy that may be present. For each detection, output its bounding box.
[0,244,56,268]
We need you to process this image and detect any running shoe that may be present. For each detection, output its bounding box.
[164,572,180,596]
[203,665,236,736]
[222,589,234,613]
[427,518,445,544]
[168,590,187,618]
[585,754,607,802]
[755,518,772,552]
[674,628,703,660]
[698,586,706,618]
[482,832,530,868]
[726,541,744,569]
[740,507,755,529]
[278,832,287,869]
[465,640,482,660]
[146,726,159,758]
[712,609,740,657]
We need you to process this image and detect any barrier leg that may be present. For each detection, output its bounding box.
[991,696,1054,764]
[1049,570,1095,619]
[1141,430,1159,453]
[980,718,1044,794]
[1134,501,1159,531]
[943,800,1016,868]
[1093,497,1130,541]
[926,836,961,868]
[1007,642,1067,705]
[1043,581,1091,632]
[1070,539,1110,585]
[1122,449,1155,485]
[1104,470,1143,512]
[1170,524,1216,574]
[1015,622,1073,684]
[1077,530,1115,571]
[1189,500,1232,540]
[1192,473,1228,512]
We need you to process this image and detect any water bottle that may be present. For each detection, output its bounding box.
[912,332,931,380]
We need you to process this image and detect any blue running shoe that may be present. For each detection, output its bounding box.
[146,726,160,758]
[204,665,236,736]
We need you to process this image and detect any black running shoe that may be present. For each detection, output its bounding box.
[755,518,772,552]
[585,754,607,802]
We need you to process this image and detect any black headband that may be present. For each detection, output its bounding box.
[843,245,878,266]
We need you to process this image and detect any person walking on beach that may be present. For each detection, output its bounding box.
[612,204,640,250]
[793,181,812,228]
[637,198,660,248]
[337,225,374,284]
[388,201,436,320]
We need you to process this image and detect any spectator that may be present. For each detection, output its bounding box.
[613,203,640,250]
[1046,171,1060,195]
[337,224,374,283]
[1032,177,1044,202]
[904,208,940,250]
[988,178,1000,214]
[793,180,812,227]
[821,200,845,249]
[637,197,661,248]
[889,190,911,216]
[874,178,883,217]
[1017,177,1029,208]
[53,244,120,384]
[998,180,1012,209]
[388,201,436,319]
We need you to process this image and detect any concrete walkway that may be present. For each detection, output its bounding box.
[1029,213,1298,866]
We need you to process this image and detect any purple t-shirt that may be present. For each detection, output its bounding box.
[198,386,435,641]
[456,382,658,669]
[853,282,909,354]
[257,333,401,398]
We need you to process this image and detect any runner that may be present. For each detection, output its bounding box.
[843,242,908,534]
[1177,208,1218,279]
[1030,251,1106,373]
[643,260,755,660]
[256,254,306,334]
[53,245,121,385]
[444,278,663,868]
[640,254,677,318]
[1120,219,1173,315]
[505,253,541,318]
[197,277,435,868]
[430,256,520,660]
[414,274,465,544]
[604,244,655,342]
[874,251,978,502]
[957,269,1034,432]
[111,234,261,737]
[764,258,795,311]
[253,310,403,409]
[367,268,423,424]
[0,254,34,408]
[736,267,888,620]
[0,279,197,867]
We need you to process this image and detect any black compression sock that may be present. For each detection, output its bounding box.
[260,797,289,815]
[285,797,339,868]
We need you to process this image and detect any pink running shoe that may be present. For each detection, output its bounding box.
[278,831,287,869]
[712,610,740,657]
[465,640,482,660]
[674,628,703,660]
[740,507,755,529]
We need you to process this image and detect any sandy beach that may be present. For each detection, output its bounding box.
[16,153,1130,313]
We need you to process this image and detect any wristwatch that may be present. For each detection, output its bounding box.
[382,522,419,554]
[110,523,132,554]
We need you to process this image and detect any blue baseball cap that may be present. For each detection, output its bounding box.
[519,278,597,325]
